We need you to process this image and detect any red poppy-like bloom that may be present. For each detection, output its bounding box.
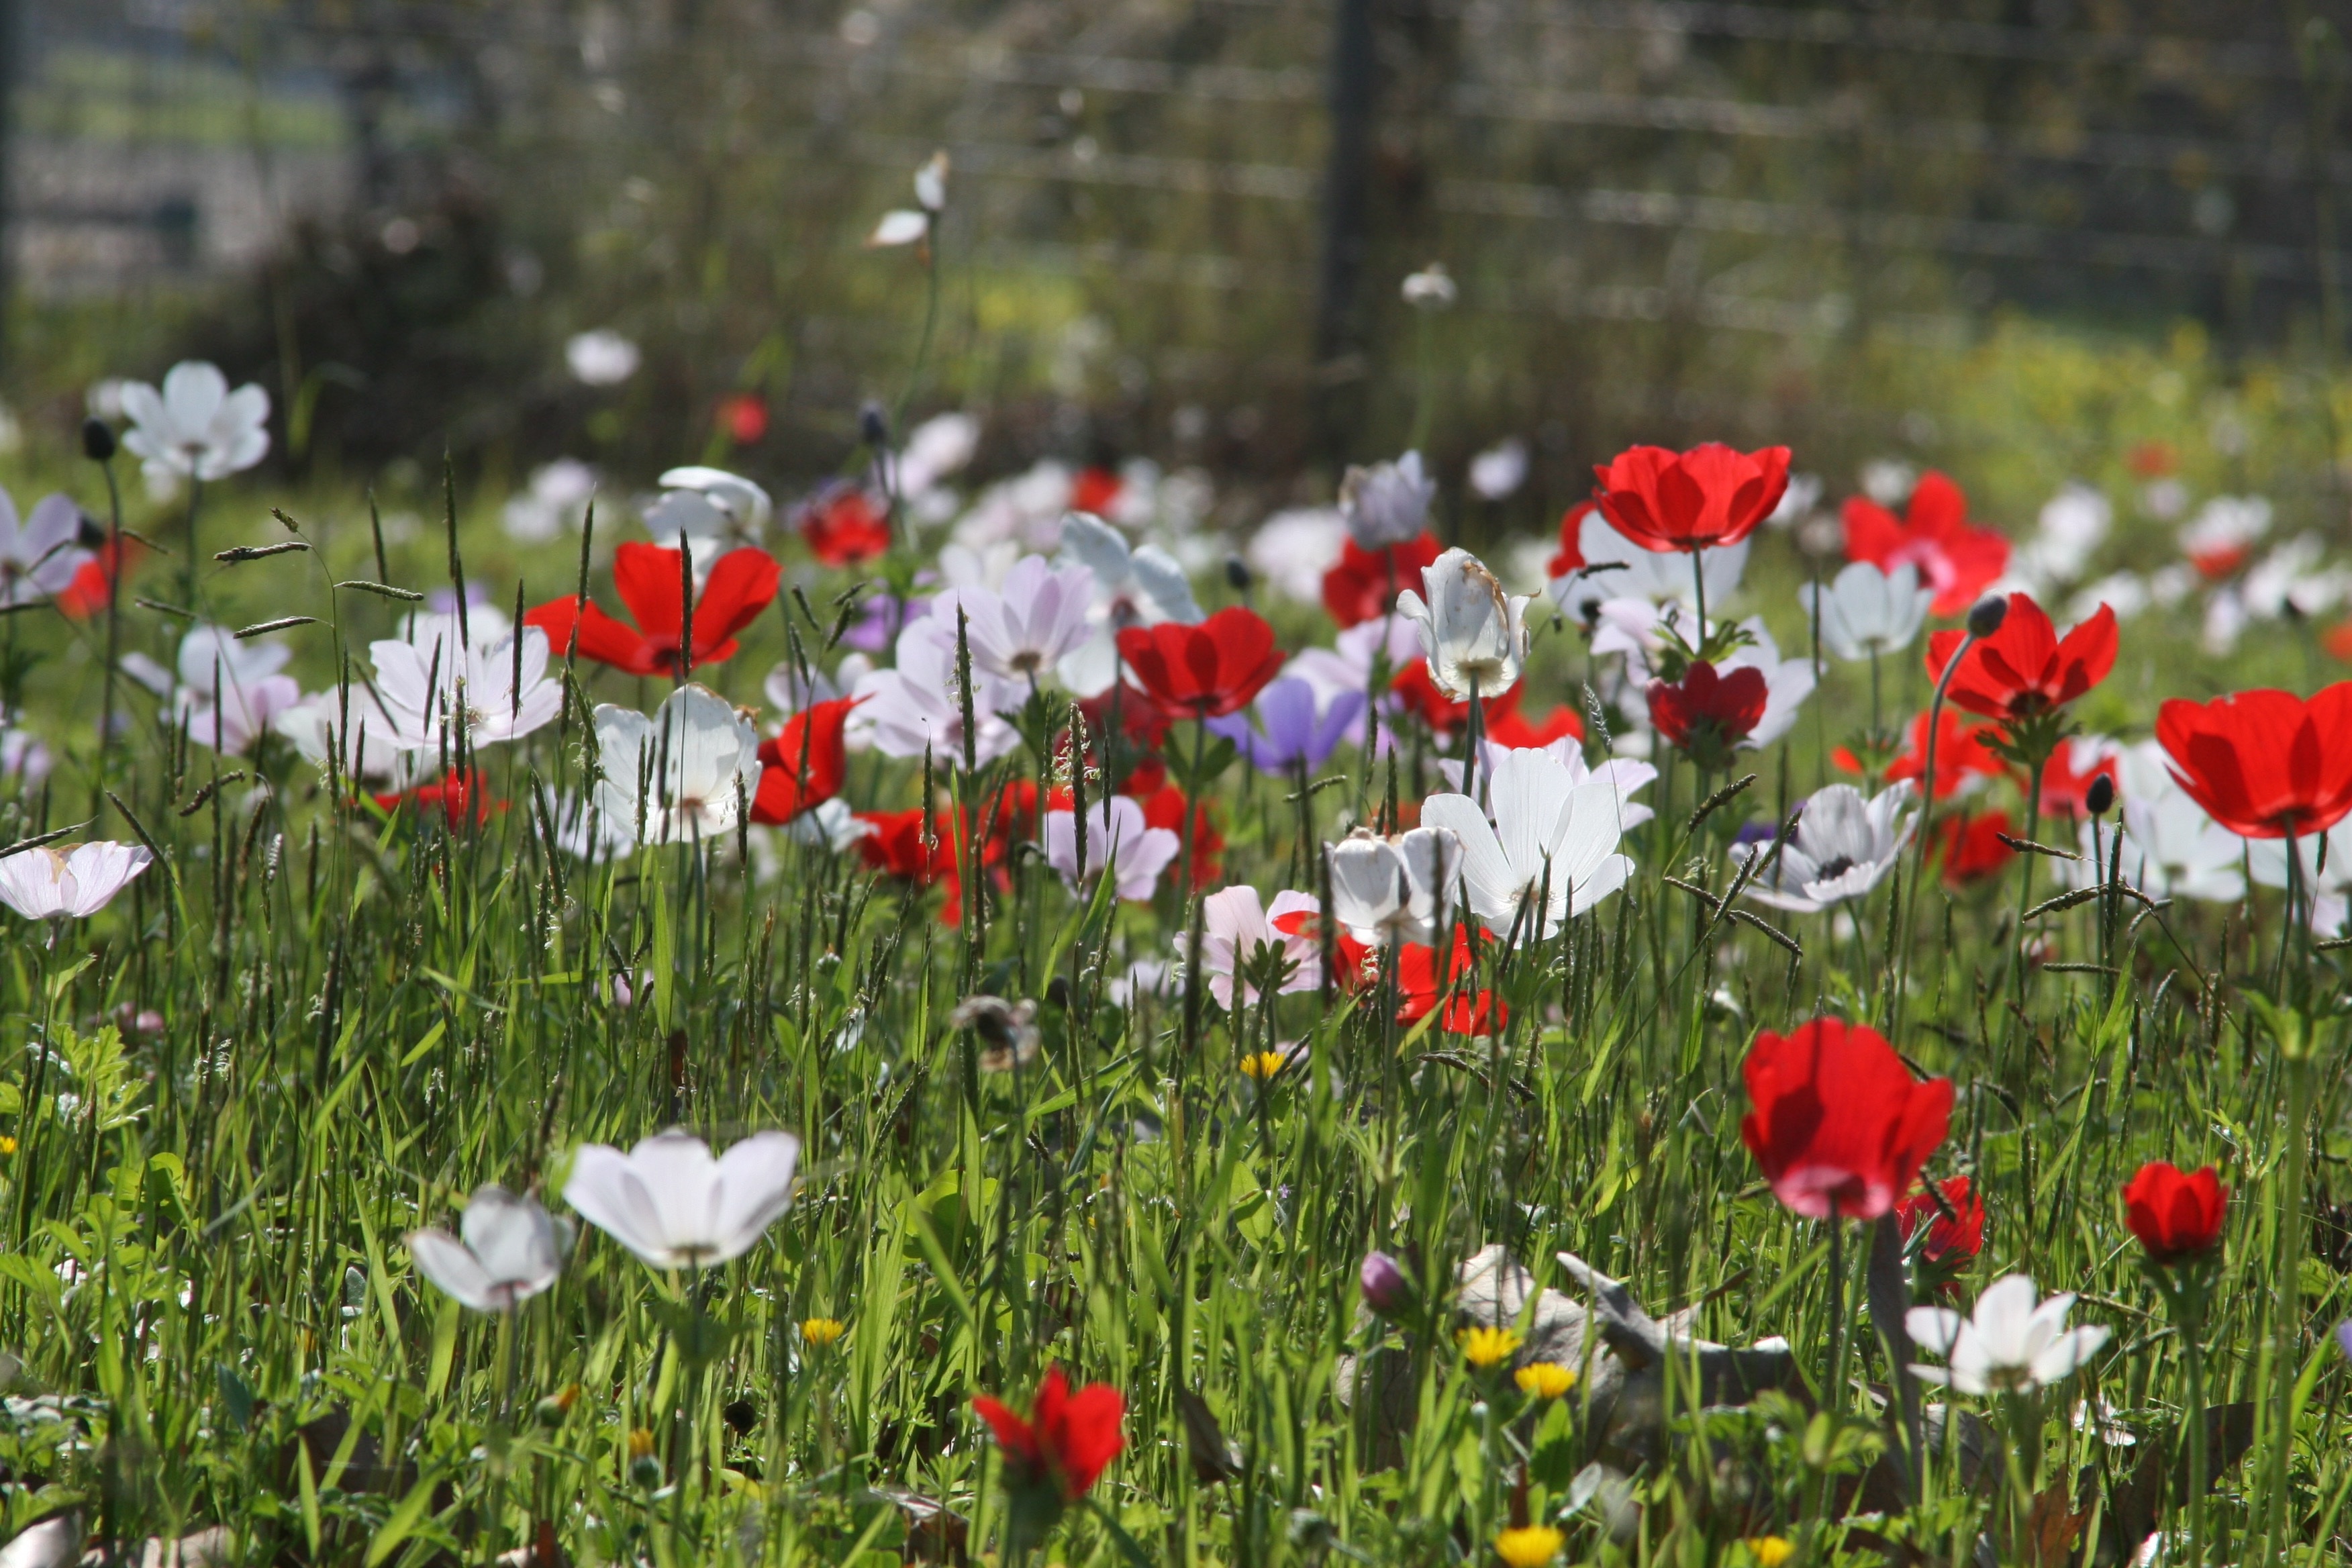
[1390,658,1471,735]
[375,769,503,826]
[2122,1161,2227,1266]
[1118,607,1284,719]
[750,697,859,826]
[1741,1018,1953,1222]
[1138,784,1222,887]
[1322,533,1442,629]
[856,808,955,886]
[1896,1175,1986,1267]
[718,392,769,446]
[1923,593,2118,722]
[525,543,780,677]
[2155,685,2352,840]
[2322,622,2352,663]
[1843,471,2010,617]
[1835,709,2007,799]
[1397,930,1505,1037]
[1594,443,1791,554]
[1546,499,1598,579]
[1387,661,1577,745]
[1071,466,1124,518]
[800,487,893,567]
[1647,660,1768,757]
[2037,743,2122,820]
[1486,699,1582,749]
[972,1366,1126,1502]
[55,537,142,620]
[2127,439,2177,479]
[1934,810,2016,886]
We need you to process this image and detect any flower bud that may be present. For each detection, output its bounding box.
[1359,1251,1410,1316]
[859,401,891,449]
[1965,595,2009,638]
[81,418,116,462]
[2085,775,2115,816]
[1224,555,1252,593]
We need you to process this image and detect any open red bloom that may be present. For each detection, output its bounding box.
[2122,1161,2227,1266]
[1071,466,1124,518]
[1486,697,1582,749]
[1594,443,1790,554]
[1843,471,2010,617]
[1138,784,1222,887]
[2155,685,2352,840]
[2037,742,2121,820]
[55,537,143,620]
[1896,1175,1986,1267]
[1396,929,1505,1037]
[718,392,769,446]
[1391,658,1471,735]
[1741,1018,1953,1222]
[750,697,859,825]
[1924,593,2117,721]
[1647,660,1767,759]
[972,1366,1125,1502]
[1835,709,2008,798]
[800,487,892,567]
[1322,533,1442,628]
[524,543,780,677]
[856,808,956,886]
[1118,607,1284,719]
[1934,810,2015,886]
[1546,499,1598,579]
[375,769,503,826]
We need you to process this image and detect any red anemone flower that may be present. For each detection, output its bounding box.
[718,392,769,446]
[1546,499,1598,579]
[1842,471,2010,617]
[1071,466,1124,518]
[55,537,143,620]
[2122,1161,2227,1266]
[1396,930,1505,1037]
[971,1366,1125,1502]
[375,769,503,826]
[524,542,780,677]
[2037,743,2122,820]
[750,697,859,825]
[1390,658,1470,736]
[1594,442,1791,554]
[1647,660,1768,759]
[1923,593,2118,722]
[856,808,955,886]
[1485,698,1583,749]
[1896,1175,1986,1267]
[1740,1018,1953,1222]
[1934,810,2016,886]
[800,487,893,567]
[1835,709,2008,798]
[1117,607,1284,719]
[1138,783,1222,887]
[2155,684,2352,840]
[1322,533,1442,629]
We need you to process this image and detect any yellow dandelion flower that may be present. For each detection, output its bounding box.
[1238,1050,1286,1080]
[801,1316,847,1346]
[1745,1537,1795,1568]
[627,1427,656,1460]
[1493,1525,1564,1568]
[1457,1326,1522,1368]
[0,1136,16,1155]
[1513,1361,1577,1399]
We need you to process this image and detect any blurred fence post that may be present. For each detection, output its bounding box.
[1313,0,1375,464]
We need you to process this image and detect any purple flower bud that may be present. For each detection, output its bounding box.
[2336,1318,2352,1363]
[1359,1251,1410,1316]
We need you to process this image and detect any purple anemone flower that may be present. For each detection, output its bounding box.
[1206,677,1365,776]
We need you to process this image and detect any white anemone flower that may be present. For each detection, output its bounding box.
[562,1129,801,1269]
[1434,737,1657,835]
[1339,452,1435,549]
[1246,508,1347,604]
[1396,548,1529,702]
[1467,438,1528,501]
[2013,483,2112,589]
[2245,818,2352,919]
[954,555,1098,683]
[1800,562,1934,662]
[1908,1274,2109,1395]
[642,466,773,545]
[2065,757,2245,904]
[0,842,153,920]
[0,489,89,606]
[407,1185,571,1313]
[1199,886,1323,1009]
[1548,507,1749,620]
[370,615,562,752]
[274,682,418,788]
[849,614,1022,766]
[593,683,761,845]
[1419,749,1635,942]
[156,624,302,757]
[1732,783,1916,914]
[1715,622,1816,750]
[501,458,598,544]
[119,360,271,483]
[886,411,981,500]
[1056,511,1204,695]
[2178,495,2270,568]
[1325,826,1462,945]
[1044,795,1180,901]
[565,330,640,387]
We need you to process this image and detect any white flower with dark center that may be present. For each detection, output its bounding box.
[0,842,152,920]
[848,614,1022,766]
[1908,1274,2108,1395]
[408,1185,571,1312]
[563,1129,801,1269]
[642,466,772,545]
[1419,749,1634,942]
[1435,738,1656,835]
[119,360,271,482]
[0,488,88,606]
[1044,795,1179,901]
[1055,511,1204,695]
[1731,783,1914,914]
[956,556,1098,683]
[1200,886,1323,1009]
[1396,548,1528,701]
[157,624,302,756]
[1801,562,1934,662]
[566,330,640,386]
[370,614,562,752]
[1325,826,1463,945]
[593,684,761,845]
[274,682,418,788]
[1339,452,1435,550]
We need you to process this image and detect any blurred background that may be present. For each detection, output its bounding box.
[13,0,2352,536]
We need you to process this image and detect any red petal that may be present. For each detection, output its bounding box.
[611,542,685,640]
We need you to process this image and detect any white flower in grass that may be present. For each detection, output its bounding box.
[119,360,271,482]
[1044,795,1179,901]
[563,1129,801,1269]
[1731,783,1915,914]
[593,683,761,845]
[565,330,640,387]
[642,466,773,545]
[1800,562,1933,662]
[160,624,303,757]
[501,458,597,544]
[1547,507,1749,620]
[1339,451,1435,550]
[885,411,981,501]
[275,682,416,788]
[1907,1274,2108,1395]
[1056,511,1205,697]
[850,615,1021,767]
[0,488,89,606]
[370,614,562,752]
[1396,548,1529,702]
[1325,826,1462,945]
[0,842,153,920]
[1246,508,1346,604]
[407,1185,571,1312]
[1199,886,1323,1009]
[1418,749,1634,943]
[1467,438,1528,501]
[1714,622,1816,750]
[1434,738,1657,835]
[955,555,1098,683]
